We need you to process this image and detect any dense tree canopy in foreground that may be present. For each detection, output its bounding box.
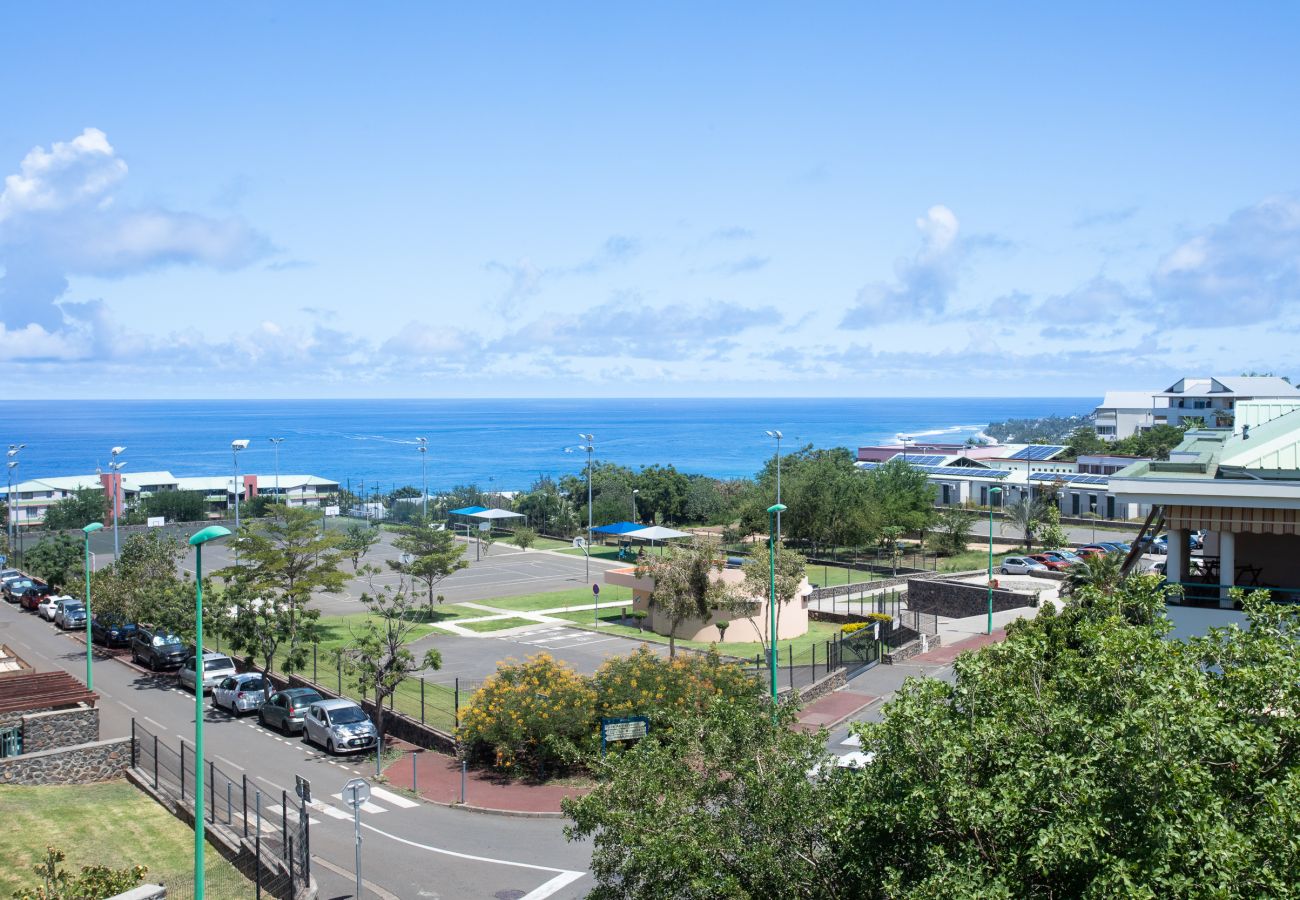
[566,579,1300,898]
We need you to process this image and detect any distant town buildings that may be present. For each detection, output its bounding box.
[1094,376,1300,441]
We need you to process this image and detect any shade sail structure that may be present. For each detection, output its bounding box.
[591,521,643,535]
[470,508,525,520]
[449,505,490,516]
[624,525,691,541]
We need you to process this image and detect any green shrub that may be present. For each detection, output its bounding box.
[595,646,760,721]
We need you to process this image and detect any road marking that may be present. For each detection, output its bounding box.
[369,785,418,809]
[330,793,386,814]
[143,716,167,732]
[266,804,321,826]
[360,821,585,882]
[120,702,138,713]
[841,733,861,747]
[523,871,587,900]
[255,775,287,793]
[215,755,245,772]
[307,799,351,820]
[310,855,401,900]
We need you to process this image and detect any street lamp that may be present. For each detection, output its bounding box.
[578,434,595,584]
[6,445,22,561]
[765,430,783,548]
[767,503,786,710]
[110,446,126,560]
[231,440,248,562]
[82,522,104,689]
[987,485,1003,635]
[188,524,232,900]
[417,438,428,519]
[899,434,913,463]
[269,438,284,508]
[631,488,639,523]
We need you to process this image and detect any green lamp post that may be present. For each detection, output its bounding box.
[767,503,786,708]
[188,524,232,900]
[987,486,1003,636]
[82,522,103,689]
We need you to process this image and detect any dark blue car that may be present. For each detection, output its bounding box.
[91,616,138,648]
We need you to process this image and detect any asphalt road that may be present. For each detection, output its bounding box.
[0,600,593,900]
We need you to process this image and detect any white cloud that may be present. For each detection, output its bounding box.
[840,205,965,327]
[0,128,126,221]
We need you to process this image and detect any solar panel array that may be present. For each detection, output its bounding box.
[860,461,1011,479]
[885,453,947,467]
[1028,472,1109,485]
[1007,444,1068,460]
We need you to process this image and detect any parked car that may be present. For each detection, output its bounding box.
[130,628,189,671]
[1028,553,1072,571]
[1097,541,1131,554]
[2,577,38,603]
[258,688,323,734]
[37,594,69,621]
[0,568,21,581]
[302,699,378,754]
[1042,549,1082,565]
[999,556,1049,575]
[1075,546,1108,561]
[178,652,237,693]
[212,673,269,716]
[91,616,138,648]
[18,585,54,611]
[54,601,86,630]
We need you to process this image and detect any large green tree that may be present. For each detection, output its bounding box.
[860,457,935,540]
[740,447,874,552]
[634,540,744,657]
[24,534,82,591]
[138,489,208,523]
[41,489,107,531]
[387,516,468,610]
[634,464,690,524]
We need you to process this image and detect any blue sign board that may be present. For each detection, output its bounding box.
[600,715,650,755]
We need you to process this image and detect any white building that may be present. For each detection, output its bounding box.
[1093,390,1165,440]
[1156,376,1300,430]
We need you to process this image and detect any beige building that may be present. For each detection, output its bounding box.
[605,564,812,645]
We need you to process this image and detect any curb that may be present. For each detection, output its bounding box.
[798,693,883,733]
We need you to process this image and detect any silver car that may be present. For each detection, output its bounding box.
[212,673,268,716]
[302,699,378,755]
[1000,556,1049,575]
[178,652,237,693]
[54,600,87,630]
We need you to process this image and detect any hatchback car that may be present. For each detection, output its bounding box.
[1028,553,1072,571]
[38,594,70,621]
[258,688,323,734]
[1041,549,1082,565]
[212,673,268,716]
[302,699,378,754]
[2,577,37,603]
[130,628,189,671]
[91,616,138,648]
[54,601,86,630]
[999,556,1048,575]
[18,585,53,611]
[178,652,237,693]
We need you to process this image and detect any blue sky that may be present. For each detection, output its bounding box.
[2,3,1299,398]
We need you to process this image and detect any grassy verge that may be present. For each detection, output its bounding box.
[458,616,541,633]
[0,782,252,896]
[475,585,635,612]
[549,610,842,660]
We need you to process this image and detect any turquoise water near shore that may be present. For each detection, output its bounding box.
[3,397,1093,490]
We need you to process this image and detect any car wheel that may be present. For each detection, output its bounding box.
[326,738,335,755]
[1000,567,1009,575]
[258,710,268,727]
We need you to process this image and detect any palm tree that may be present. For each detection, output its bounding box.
[1001,497,1047,552]
[1063,552,1124,597]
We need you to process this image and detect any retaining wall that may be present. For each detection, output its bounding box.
[21,705,99,753]
[907,577,1037,619]
[0,737,131,785]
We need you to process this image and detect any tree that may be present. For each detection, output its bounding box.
[346,568,442,752]
[515,477,576,535]
[563,699,838,899]
[1065,424,1106,458]
[634,464,690,524]
[510,526,537,550]
[88,531,196,638]
[634,540,743,657]
[41,489,106,531]
[1062,550,1125,596]
[15,845,147,900]
[220,507,347,695]
[387,516,468,610]
[861,457,935,540]
[928,506,976,556]
[739,447,873,552]
[739,541,806,657]
[682,476,725,525]
[341,522,381,571]
[137,489,208,523]
[1037,502,1069,549]
[24,534,81,591]
[1001,496,1047,551]
[833,584,1300,897]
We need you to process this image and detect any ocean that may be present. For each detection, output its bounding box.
[3,398,1093,491]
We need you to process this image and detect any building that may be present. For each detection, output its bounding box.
[1156,376,1300,430]
[1109,399,1300,606]
[1093,390,1164,440]
[0,470,340,528]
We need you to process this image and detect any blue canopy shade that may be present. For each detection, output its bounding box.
[449,505,490,516]
[591,521,643,535]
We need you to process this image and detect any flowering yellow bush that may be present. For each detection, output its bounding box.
[841,622,869,635]
[594,646,759,720]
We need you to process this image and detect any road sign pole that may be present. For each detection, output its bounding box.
[593,583,600,626]
[352,785,362,900]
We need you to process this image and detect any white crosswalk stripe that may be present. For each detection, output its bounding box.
[307,799,352,820]
[264,804,321,825]
[330,792,386,814]
[368,785,419,809]
[841,733,861,747]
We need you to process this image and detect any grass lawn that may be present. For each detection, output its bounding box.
[0,782,252,896]
[803,563,884,587]
[476,585,635,612]
[550,610,843,660]
[458,616,541,633]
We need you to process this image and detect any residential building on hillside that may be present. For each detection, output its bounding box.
[1156,376,1300,429]
[1093,390,1164,440]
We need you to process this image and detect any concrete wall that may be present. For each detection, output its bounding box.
[0,737,131,785]
[908,577,1037,619]
[21,705,99,753]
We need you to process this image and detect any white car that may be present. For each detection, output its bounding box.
[302,699,378,755]
[212,672,269,716]
[1000,556,1049,575]
[178,652,237,694]
[38,594,73,621]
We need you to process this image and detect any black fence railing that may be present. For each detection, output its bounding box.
[132,719,304,899]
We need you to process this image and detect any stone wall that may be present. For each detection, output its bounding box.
[795,669,846,703]
[22,705,99,753]
[907,577,1036,619]
[882,634,942,664]
[0,737,131,785]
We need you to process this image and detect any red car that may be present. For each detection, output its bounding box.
[18,583,53,611]
[1076,546,1108,561]
[1028,553,1072,572]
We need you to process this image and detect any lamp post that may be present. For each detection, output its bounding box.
[82,522,104,689]
[631,488,639,523]
[767,503,786,710]
[764,430,783,544]
[7,444,24,562]
[188,524,232,900]
[231,440,248,562]
[899,434,913,464]
[417,438,428,519]
[578,434,595,584]
[269,438,284,508]
[110,446,126,560]
[987,485,1003,636]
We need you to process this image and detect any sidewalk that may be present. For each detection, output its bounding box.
[795,688,878,731]
[383,747,590,816]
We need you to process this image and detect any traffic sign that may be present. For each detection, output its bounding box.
[342,777,370,808]
[592,584,600,596]
[295,775,311,803]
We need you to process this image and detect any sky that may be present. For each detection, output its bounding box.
[1,3,1299,399]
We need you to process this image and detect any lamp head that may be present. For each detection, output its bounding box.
[83,522,104,534]
[189,525,233,547]
[111,446,126,456]
[767,503,787,514]
[990,485,1003,495]
[766,430,783,440]
[7,461,16,470]
[578,433,594,441]
[231,439,250,451]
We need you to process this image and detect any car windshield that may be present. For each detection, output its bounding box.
[63,603,84,613]
[204,657,233,671]
[289,693,321,708]
[152,634,182,647]
[329,707,369,725]
[243,677,264,690]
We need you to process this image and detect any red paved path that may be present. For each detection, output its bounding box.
[383,749,589,815]
[911,627,1008,664]
[795,688,877,731]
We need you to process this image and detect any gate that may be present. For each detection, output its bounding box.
[840,630,880,676]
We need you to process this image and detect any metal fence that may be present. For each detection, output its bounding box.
[132,719,305,899]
